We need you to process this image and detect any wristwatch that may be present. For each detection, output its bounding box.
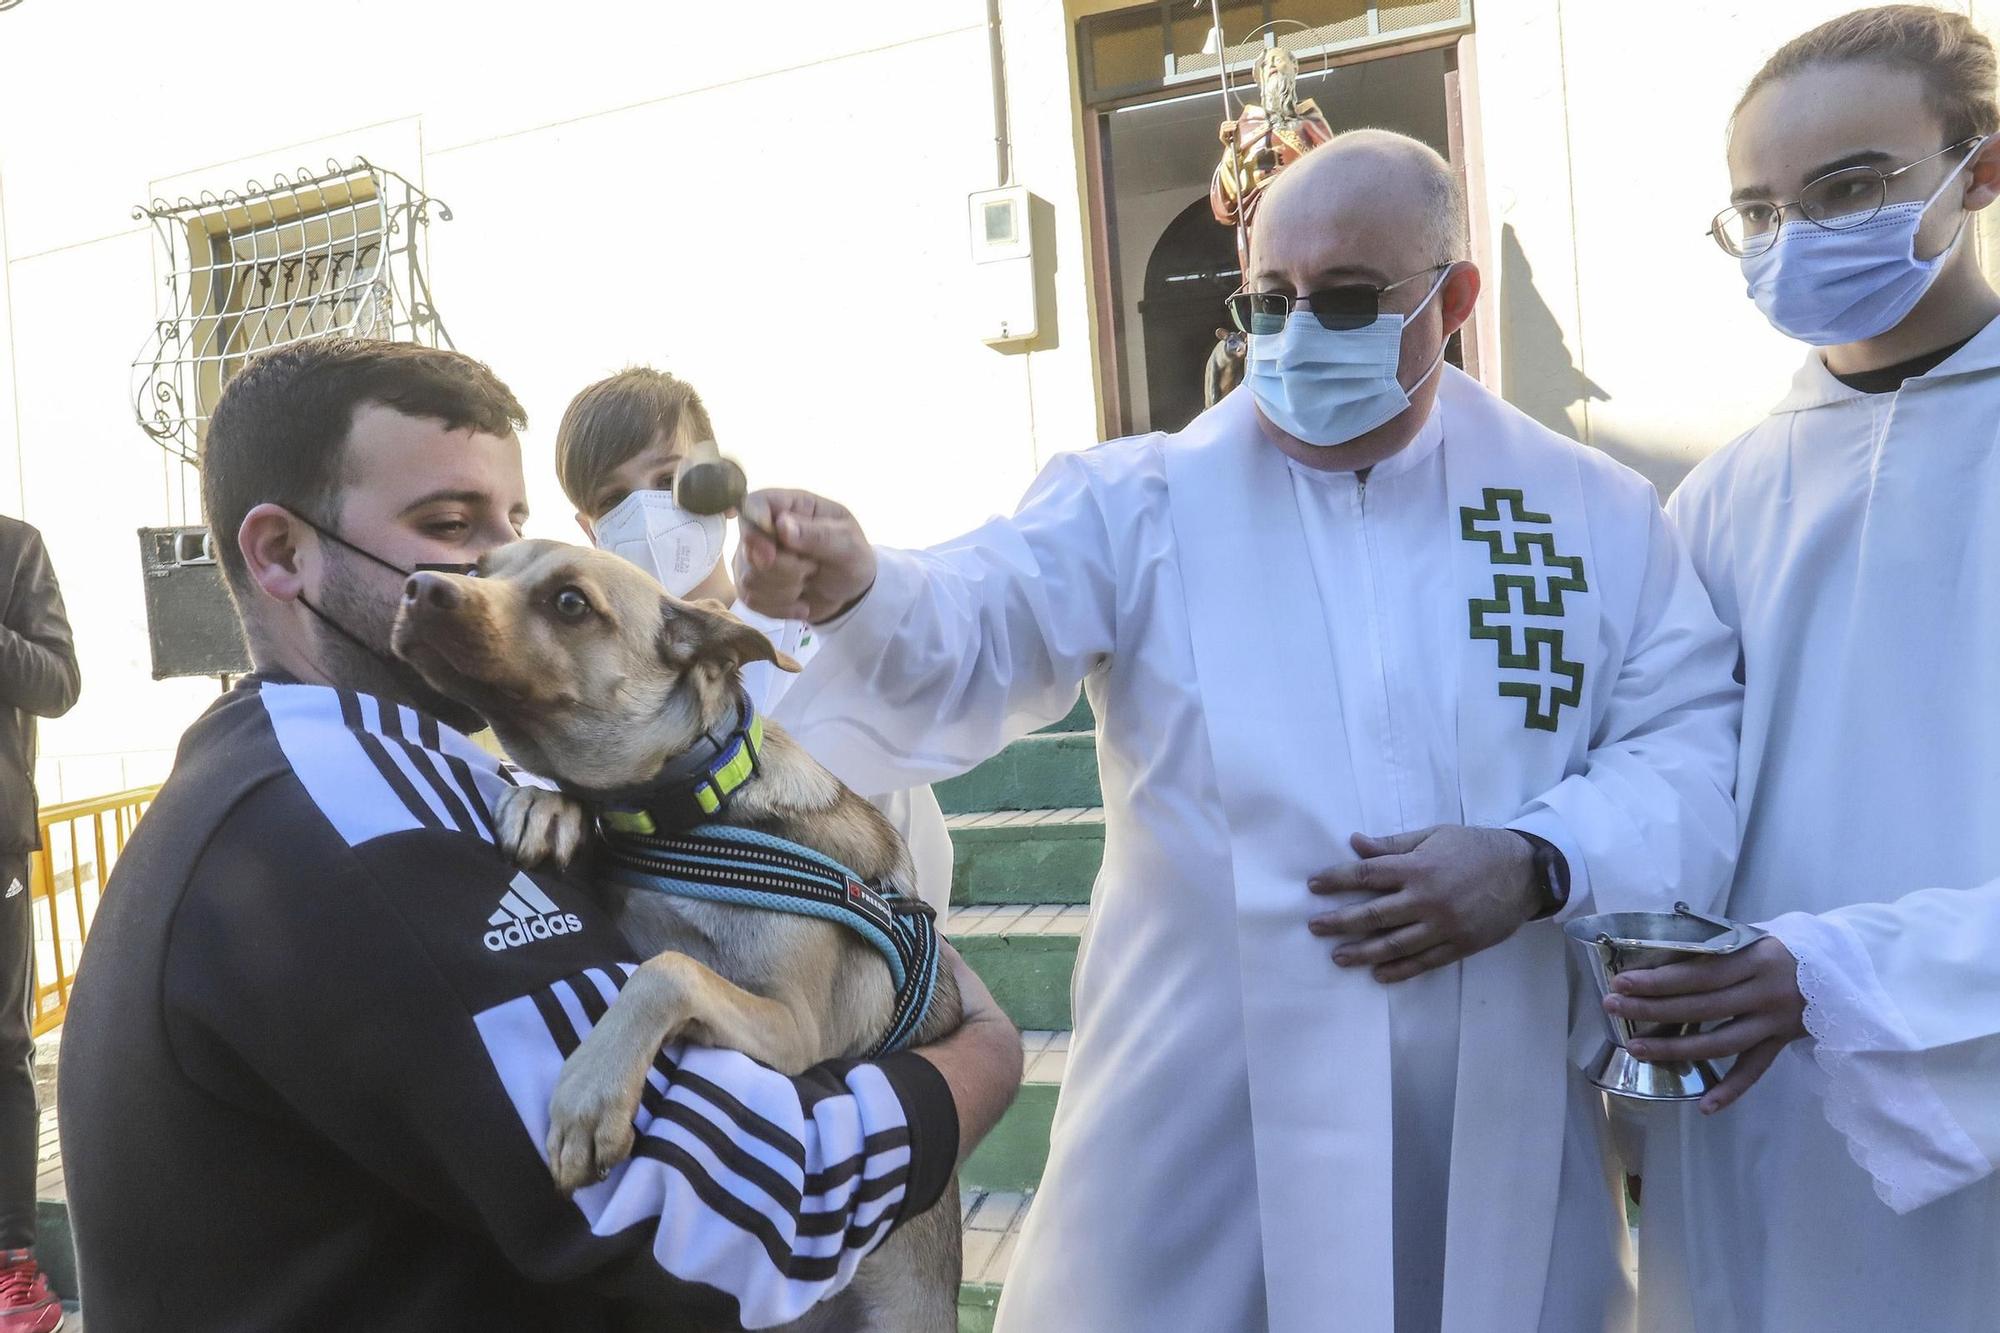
[1518,832,1571,920]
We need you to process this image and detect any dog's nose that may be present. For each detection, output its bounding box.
[403,572,460,611]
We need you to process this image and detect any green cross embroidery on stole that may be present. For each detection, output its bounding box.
[1459,487,1588,733]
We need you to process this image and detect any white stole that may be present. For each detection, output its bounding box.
[1438,367,1593,1331]
[1163,370,1597,1332]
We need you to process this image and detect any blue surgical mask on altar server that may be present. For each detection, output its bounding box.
[1742,140,1984,346]
[1245,269,1451,447]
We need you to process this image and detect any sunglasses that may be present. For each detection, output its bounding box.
[1226,263,1452,335]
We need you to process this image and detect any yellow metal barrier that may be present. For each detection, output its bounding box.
[27,787,159,1036]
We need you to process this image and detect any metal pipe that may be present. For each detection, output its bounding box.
[987,0,1013,187]
[1210,0,1247,267]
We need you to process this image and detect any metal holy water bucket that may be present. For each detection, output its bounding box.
[1564,902,1770,1102]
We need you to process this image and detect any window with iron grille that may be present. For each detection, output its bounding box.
[131,158,452,467]
[1080,0,1473,105]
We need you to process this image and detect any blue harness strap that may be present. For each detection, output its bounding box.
[597,822,941,1057]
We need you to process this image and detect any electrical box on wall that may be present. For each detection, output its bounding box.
[968,185,1041,346]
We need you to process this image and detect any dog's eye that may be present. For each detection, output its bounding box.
[553,587,592,619]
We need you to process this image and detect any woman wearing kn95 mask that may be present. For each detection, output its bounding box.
[553,367,955,922]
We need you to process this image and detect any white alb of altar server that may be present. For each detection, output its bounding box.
[741,133,1743,1333]
[1639,314,2000,1333]
[1628,16,2000,1325]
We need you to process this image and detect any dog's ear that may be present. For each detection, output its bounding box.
[660,598,803,674]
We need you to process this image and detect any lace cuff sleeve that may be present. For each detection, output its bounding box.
[1763,911,1990,1214]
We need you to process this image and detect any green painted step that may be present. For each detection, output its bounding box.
[947,904,1086,1031]
[934,733,1100,815]
[962,1030,1064,1193]
[949,808,1103,907]
[959,1186,1033,1333]
[1033,695,1094,735]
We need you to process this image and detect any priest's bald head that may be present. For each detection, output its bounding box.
[1246,128,1481,472]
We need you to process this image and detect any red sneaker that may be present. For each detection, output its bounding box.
[0,1250,61,1333]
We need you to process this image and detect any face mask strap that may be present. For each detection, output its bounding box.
[287,509,406,579]
[1406,263,1456,325]
[289,508,479,580]
[1924,135,1990,213]
[296,588,428,697]
[1924,138,1992,265]
[1397,264,1459,392]
[288,508,471,685]
[296,589,377,655]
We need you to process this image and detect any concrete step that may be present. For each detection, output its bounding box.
[947,904,1087,1031]
[934,733,1100,815]
[37,1198,74,1302]
[1033,695,1094,735]
[948,808,1103,907]
[962,1030,1064,1194]
[958,1186,1033,1333]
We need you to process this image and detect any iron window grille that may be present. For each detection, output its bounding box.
[131,157,452,466]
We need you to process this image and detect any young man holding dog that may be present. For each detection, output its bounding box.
[550,366,955,922]
[56,338,1020,1331]
[736,130,1744,1333]
[1619,9,2000,1330]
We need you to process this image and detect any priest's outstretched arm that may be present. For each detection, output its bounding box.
[733,453,1119,797]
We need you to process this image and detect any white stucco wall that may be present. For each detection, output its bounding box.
[0,0,1099,798]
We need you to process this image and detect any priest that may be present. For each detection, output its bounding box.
[739,131,1742,1333]
[1621,9,2000,1331]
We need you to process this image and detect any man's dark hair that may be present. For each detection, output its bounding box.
[554,367,716,515]
[201,337,527,598]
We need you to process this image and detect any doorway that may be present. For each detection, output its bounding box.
[1091,44,1468,437]
[1141,198,1240,436]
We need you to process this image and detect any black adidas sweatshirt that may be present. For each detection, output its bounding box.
[58,676,956,1331]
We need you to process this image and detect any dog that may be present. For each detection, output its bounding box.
[390,538,964,1332]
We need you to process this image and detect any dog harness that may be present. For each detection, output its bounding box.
[597,822,942,1057]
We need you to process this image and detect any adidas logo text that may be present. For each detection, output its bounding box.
[483,872,584,952]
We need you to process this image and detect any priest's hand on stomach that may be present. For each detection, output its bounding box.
[1305,826,1542,983]
[735,488,878,624]
[1603,938,1807,1115]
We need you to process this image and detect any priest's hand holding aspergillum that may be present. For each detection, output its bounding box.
[1305,826,1546,982]
[735,488,878,624]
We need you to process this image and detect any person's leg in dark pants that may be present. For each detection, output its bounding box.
[0,855,57,1332]
[0,855,33,1252]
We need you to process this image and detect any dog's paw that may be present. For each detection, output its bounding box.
[545,1062,641,1195]
[496,786,588,869]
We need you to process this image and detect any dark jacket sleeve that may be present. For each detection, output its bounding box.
[161,792,957,1328]
[0,523,81,719]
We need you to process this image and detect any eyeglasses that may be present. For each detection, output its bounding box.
[1226,263,1452,335]
[1708,137,1983,258]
